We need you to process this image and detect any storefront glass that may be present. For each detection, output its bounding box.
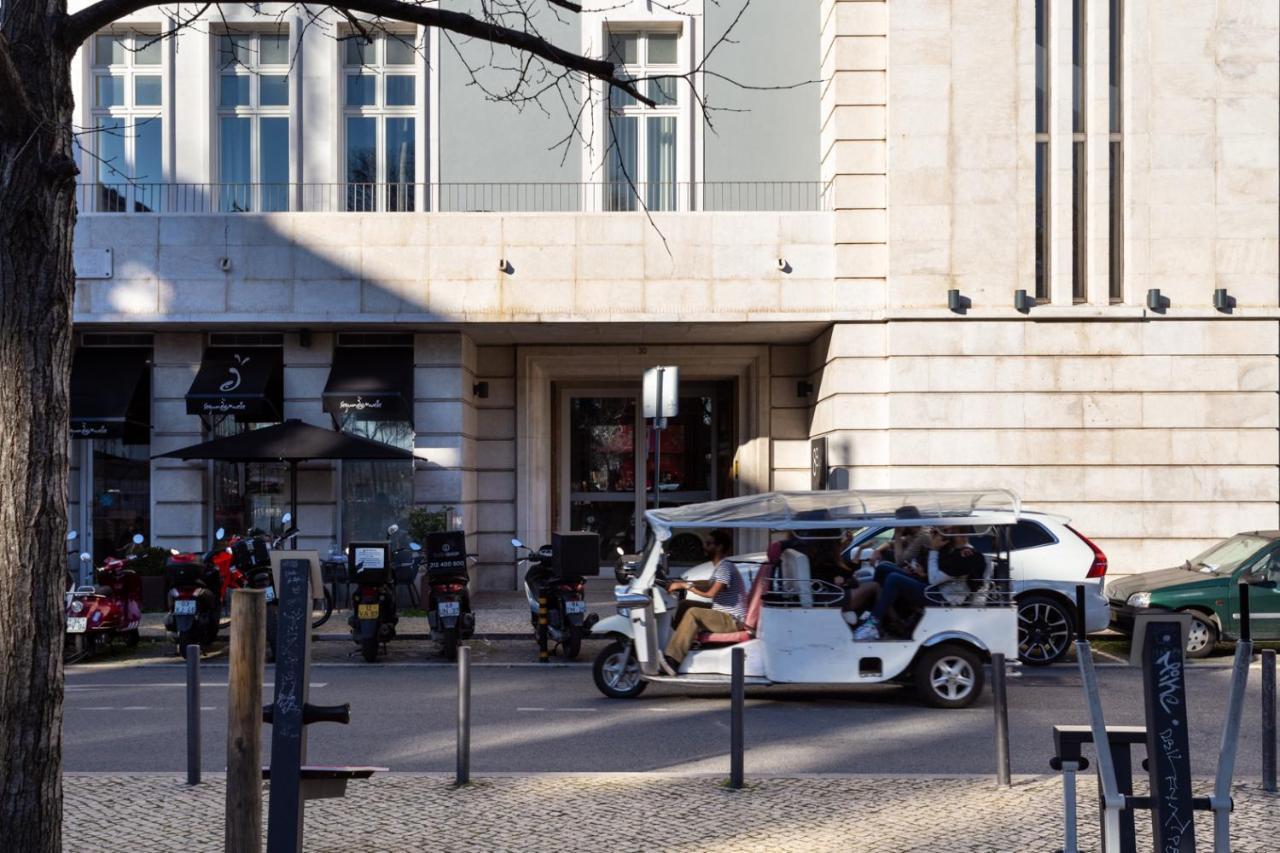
[91,439,150,564]
[210,416,290,536]
[341,414,414,542]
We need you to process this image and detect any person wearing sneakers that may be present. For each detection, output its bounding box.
[660,528,747,674]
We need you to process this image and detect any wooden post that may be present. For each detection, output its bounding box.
[226,588,265,852]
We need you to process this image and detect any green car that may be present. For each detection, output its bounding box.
[1107,531,1280,658]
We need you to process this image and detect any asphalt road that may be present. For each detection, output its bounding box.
[63,654,1271,777]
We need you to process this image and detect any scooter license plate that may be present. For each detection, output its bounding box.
[66,617,87,634]
[438,601,460,618]
[264,587,276,603]
[357,603,380,620]
[174,599,197,615]
[564,600,587,614]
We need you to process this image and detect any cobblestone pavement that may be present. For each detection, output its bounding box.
[65,773,1279,852]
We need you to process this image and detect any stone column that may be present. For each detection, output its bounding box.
[150,333,204,553]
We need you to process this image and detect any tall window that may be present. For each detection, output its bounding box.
[1034,0,1050,302]
[90,31,163,212]
[341,416,414,542]
[605,29,680,212]
[1108,0,1123,302]
[217,30,290,212]
[1071,0,1087,302]
[343,32,418,211]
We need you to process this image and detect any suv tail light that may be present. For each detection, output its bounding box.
[1067,525,1108,578]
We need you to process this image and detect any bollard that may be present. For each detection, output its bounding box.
[457,644,471,785]
[730,646,745,789]
[537,595,549,662]
[1264,649,1276,793]
[186,644,201,786]
[992,652,1011,787]
[226,589,265,852]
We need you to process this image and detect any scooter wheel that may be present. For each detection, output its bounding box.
[361,637,379,663]
[562,625,583,661]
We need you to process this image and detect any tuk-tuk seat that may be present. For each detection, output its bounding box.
[696,557,776,646]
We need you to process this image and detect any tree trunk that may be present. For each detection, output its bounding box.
[0,2,77,849]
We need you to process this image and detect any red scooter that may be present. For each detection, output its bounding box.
[65,533,145,662]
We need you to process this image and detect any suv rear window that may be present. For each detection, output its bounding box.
[969,520,1055,554]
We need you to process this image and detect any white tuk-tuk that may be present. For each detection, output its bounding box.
[589,489,1021,709]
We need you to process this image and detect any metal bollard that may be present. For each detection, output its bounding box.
[457,644,471,785]
[537,595,549,662]
[730,646,745,789]
[1264,649,1276,793]
[186,644,201,785]
[992,652,1011,787]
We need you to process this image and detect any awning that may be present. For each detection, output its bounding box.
[185,347,283,423]
[69,347,151,443]
[155,419,415,463]
[322,347,413,423]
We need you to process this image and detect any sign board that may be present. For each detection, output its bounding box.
[73,247,113,280]
[810,437,828,490]
[269,550,322,599]
[425,530,468,576]
[346,541,390,584]
[268,557,313,852]
[642,366,679,419]
[1138,615,1196,852]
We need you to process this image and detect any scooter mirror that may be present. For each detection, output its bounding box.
[170,549,180,556]
[215,527,225,540]
[616,546,625,556]
[511,538,524,549]
[132,533,145,545]
[410,542,422,551]
[387,524,400,535]
[67,530,78,541]
[80,552,91,562]
[281,512,292,526]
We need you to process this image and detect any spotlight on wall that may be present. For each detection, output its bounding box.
[1146,288,1168,314]
[498,259,514,274]
[796,381,814,398]
[473,382,490,399]
[947,288,970,315]
[1013,289,1034,314]
[1213,288,1235,313]
[777,258,793,274]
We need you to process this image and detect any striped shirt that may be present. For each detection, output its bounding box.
[711,559,747,623]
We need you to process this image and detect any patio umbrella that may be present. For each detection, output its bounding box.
[155,418,416,540]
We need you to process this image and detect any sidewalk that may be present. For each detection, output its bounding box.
[65,773,1280,852]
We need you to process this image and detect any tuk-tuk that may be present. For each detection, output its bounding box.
[589,489,1021,709]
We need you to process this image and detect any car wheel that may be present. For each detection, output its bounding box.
[914,643,985,709]
[1017,594,1074,666]
[1183,612,1218,659]
[593,641,647,699]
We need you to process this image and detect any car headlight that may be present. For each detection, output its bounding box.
[70,600,84,614]
[1126,592,1151,609]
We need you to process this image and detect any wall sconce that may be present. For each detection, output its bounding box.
[498,259,514,274]
[796,381,814,398]
[947,289,970,315]
[1213,288,1234,313]
[777,258,792,274]
[473,382,489,399]
[1146,288,1168,313]
[1014,289,1034,314]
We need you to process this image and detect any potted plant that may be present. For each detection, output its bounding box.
[128,547,171,611]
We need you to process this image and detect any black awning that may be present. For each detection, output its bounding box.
[69,347,151,443]
[322,347,413,423]
[155,419,415,463]
[185,347,284,423]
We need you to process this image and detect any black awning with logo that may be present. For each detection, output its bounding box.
[322,346,413,423]
[185,347,284,423]
[69,347,151,443]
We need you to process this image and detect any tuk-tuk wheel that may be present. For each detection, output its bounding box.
[914,643,984,709]
[593,641,647,699]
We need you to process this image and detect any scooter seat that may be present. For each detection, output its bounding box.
[696,630,752,645]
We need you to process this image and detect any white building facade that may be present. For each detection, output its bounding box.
[67,0,1279,588]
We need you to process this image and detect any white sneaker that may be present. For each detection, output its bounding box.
[851,617,881,641]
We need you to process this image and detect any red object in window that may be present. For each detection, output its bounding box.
[1068,525,1108,578]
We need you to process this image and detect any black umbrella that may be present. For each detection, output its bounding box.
[155,419,415,541]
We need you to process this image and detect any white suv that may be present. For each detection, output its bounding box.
[843,512,1110,665]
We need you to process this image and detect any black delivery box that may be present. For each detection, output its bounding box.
[347,541,390,585]
[425,530,468,577]
[552,531,601,579]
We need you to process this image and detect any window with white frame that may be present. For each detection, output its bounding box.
[216,30,291,212]
[604,28,680,212]
[342,32,419,212]
[90,31,164,212]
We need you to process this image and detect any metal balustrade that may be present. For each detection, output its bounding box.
[75,181,832,214]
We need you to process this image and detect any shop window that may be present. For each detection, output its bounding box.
[340,416,414,543]
[210,416,290,538]
[90,439,150,565]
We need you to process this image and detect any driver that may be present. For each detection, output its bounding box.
[659,528,746,675]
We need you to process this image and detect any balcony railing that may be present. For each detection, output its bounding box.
[76,181,831,214]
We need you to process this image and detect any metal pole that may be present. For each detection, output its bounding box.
[225,588,265,852]
[1264,649,1276,793]
[1211,582,1254,853]
[730,646,744,789]
[289,461,298,549]
[537,594,549,663]
[186,644,201,785]
[1061,760,1080,853]
[457,644,471,785]
[653,367,663,510]
[991,652,1011,787]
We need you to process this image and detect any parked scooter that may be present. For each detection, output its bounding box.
[514,537,599,660]
[164,528,229,656]
[65,532,145,660]
[348,525,402,663]
[422,530,477,661]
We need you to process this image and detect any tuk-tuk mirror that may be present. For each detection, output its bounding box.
[132,533,145,545]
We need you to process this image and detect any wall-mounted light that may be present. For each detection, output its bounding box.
[218,256,232,272]
[777,258,792,274]
[473,382,489,399]
[498,259,514,274]
[1014,289,1034,314]
[947,288,970,315]
[796,381,814,398]
[1213,288,1234,313]
[1146,288,1168,313]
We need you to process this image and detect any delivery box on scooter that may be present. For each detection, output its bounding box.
[552,532,600,579]
[347,541,391,585]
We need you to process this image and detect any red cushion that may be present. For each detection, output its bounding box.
[696,630,752,645]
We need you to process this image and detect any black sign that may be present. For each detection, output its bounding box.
[1141,619,1196,852]
[267,558,312,853]
[810,437,828,490]
[425,531,467,576]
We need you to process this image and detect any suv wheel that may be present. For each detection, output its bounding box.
[1017,594,1074,666]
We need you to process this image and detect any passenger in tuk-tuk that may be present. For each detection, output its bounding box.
[851,527,985,641]
[868,517,932,585]
[660,528,747,674]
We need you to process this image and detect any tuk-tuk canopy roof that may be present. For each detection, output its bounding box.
[645,489,1021,541]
